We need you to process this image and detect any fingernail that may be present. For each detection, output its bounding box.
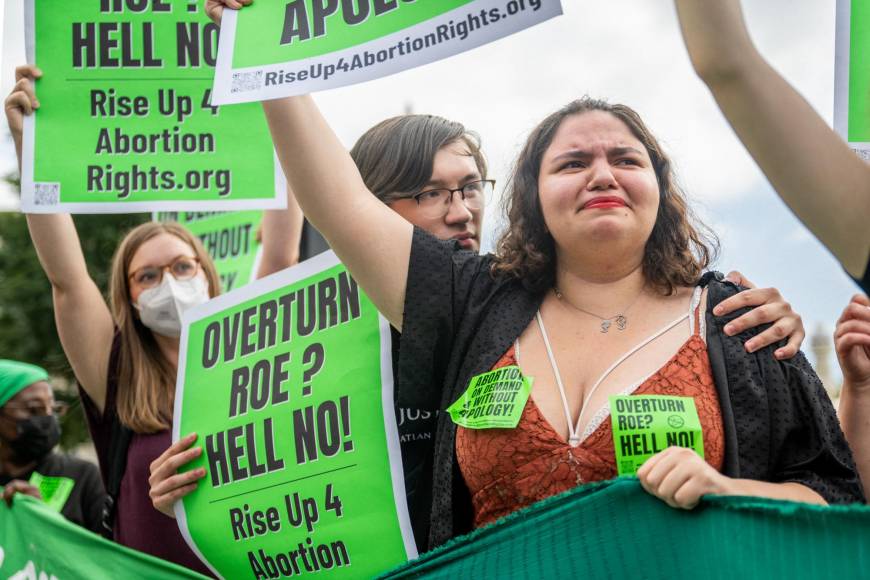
[714,306,723,315]
[724,324,735,335]
[198,468,206,476]
[746,342,756,353]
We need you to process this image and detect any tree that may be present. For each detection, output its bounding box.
[0,173,147,449]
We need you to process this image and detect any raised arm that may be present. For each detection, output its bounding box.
[207,1,412,328]
[256,183,304,278]
[261,97,412,328]
[5,66,114,410]
[674,0,870,278]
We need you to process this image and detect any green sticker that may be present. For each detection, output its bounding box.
[610,395,704,476]
[448,366,533,429]
[27,472,75,513]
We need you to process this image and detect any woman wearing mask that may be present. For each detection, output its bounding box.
[5,66,300,574]
[0,359,105,534]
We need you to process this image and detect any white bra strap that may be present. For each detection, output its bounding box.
[536,309,689,447]
[535,311,576,444]
[574,312,689,434]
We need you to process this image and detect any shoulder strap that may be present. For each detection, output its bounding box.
[99,409,133,539]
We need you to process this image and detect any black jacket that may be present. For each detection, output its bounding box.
[397,228,865,551]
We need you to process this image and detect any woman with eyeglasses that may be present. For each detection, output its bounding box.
[3,66,302,575]
[0,359,106,534]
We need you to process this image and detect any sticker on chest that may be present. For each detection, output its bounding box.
[447,366,533,429]
[610,395,704,476]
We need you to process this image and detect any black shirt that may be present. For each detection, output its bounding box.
[0,452,106,534]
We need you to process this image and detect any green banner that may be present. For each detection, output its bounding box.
[212,0,563,104]
[21,0,286,213]
[835,0,870,159]
[0,495,207,579]
[154,211,264,292]
[610,395,704,476]
[174,251,415,578]
[383,478,870,579]
[447,366,532,429]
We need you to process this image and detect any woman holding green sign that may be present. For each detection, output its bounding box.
[4,66,303,574]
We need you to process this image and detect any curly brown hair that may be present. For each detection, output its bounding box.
[493,97,718,295]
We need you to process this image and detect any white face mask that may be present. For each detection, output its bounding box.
[133,274,210,337]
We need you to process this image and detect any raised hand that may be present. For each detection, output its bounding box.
[205,0,252,25]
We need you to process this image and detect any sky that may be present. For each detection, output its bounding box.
[0,0,862,381]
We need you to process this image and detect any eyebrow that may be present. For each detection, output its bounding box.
[422,172,482,189]
[550,147,645,163]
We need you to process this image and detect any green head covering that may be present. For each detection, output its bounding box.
[0,360,50,408]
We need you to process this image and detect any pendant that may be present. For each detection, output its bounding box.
[615,315,627,331]
[600,320,611,333]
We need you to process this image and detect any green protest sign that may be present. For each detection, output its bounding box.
[154,211,264,292]
[447,366,532,429]
[21,0,286,213]
[610,395,704,476]
[212,0,563,104]
[174,251,415,578]
[0,495,207,579]
[28,472,75,513]
[834,0,870,160]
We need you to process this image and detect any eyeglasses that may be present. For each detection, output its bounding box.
[2,402,68,418]
[128,256,201,289]
[404,179,494,219]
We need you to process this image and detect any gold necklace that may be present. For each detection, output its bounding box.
[552,287,644,333]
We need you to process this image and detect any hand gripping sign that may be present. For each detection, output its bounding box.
[834,0,870,161]
[212,0,563,105]
[173,251,416,579]
[21,0,286,213]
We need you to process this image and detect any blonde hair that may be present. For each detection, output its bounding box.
[109,222,220,433]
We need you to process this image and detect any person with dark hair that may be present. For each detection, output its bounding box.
[0,359,105,534]
[4,66,301,574]
[673,0,870,294]
[253,86,863,549]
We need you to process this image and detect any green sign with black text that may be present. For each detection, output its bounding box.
[22,0,285,213]
[212,0,563,104]
[174,251,415,578]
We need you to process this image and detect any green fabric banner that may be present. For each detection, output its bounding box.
[0,495,207,579]
[174,250,415,578]
[212,0,563,104]
[21,0,285,213]
[835,0,870,159]
[383,478,870,579]
[154,211,264,292]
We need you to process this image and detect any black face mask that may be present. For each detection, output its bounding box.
[8,415,61,462]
